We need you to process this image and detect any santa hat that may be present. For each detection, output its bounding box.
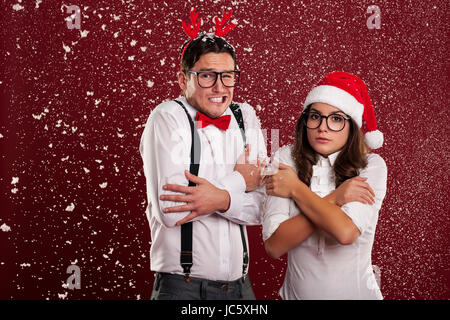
[303,71,383,149]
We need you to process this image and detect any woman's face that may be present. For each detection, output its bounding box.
[306,102,351,157]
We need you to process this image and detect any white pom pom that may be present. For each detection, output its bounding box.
[365,130,384,149]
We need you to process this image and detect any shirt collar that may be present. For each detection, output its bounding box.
[177,96,197,119]
[328,150,340,166]
[317,150,341,167]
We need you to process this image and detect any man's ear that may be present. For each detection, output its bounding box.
[177,71,187,92]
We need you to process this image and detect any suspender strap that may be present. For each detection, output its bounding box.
[239,226,249,277]
[173,100,201,176]
[174,100,201,282]
[229,102,246,145]
[229,103,249,277]
[174,99,249,280]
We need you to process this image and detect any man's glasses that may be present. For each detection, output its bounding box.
[186,70,240,88]
[304,111,350,132]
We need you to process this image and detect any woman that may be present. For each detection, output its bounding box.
[263,71,387,299]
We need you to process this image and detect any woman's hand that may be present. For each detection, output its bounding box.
[264,163,301,198]
[325,176,375,206]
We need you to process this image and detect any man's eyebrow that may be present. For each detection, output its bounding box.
[197,68,236,72]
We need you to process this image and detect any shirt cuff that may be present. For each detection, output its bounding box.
[217,171,246,218]
[220,171,246,194]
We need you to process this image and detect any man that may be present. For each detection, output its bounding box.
[139,12,267,300]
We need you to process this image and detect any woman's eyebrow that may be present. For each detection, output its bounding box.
[310,108,346,116]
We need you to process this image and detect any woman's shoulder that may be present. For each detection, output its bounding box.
[366,153,387,169]
[360,153,388,180]
[359,153,388,197]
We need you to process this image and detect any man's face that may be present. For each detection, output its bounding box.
[178,52,235,118]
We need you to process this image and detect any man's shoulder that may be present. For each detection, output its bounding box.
[232,101,256,113]
[145,99,191,130]
[231,101,260,125]
[152,99,186,116]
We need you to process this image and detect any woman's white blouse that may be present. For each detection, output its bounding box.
[262,145,387,300]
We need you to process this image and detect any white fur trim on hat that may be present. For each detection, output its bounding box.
[304,85,364,128]
[364,130,384,149]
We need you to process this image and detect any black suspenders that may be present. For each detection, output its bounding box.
[229,103,249,280]
[173,100,249,282]
[173,101,199,283]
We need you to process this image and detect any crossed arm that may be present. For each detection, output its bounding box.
[144,106,267,227]
[161,145,265,226]
[264,164,375,259]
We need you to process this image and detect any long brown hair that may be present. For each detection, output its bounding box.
[292,105,368,188]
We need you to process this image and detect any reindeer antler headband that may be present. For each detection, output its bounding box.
[179,7,237,71]
[213,9,236,37]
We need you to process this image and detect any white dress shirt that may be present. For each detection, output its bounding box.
[263,145,387,299]
[140,96,267,281]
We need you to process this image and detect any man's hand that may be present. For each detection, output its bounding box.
[160,170,230,226]
[324,176,375,206]
[234,145,265,192]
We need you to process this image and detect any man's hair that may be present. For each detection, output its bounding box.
[180,33,237,72]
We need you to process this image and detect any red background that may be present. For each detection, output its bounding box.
[1,0,449,300]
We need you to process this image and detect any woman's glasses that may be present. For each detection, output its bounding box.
[304,112,350,132]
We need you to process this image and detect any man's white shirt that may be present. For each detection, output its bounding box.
[140,96,267,281]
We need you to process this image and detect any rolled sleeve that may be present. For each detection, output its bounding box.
[341,153,387,234]
[262,210,290,241]
[262,145,296,240]
[341,202,377,234]
[262,195,292,241]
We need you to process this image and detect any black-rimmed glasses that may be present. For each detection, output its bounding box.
[304,111,350,132]
[186,70,240,88]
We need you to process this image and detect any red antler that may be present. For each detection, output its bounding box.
[182,7,203,39]
[214,9,236,37]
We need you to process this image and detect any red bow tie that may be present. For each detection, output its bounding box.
[196,112,231,130]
